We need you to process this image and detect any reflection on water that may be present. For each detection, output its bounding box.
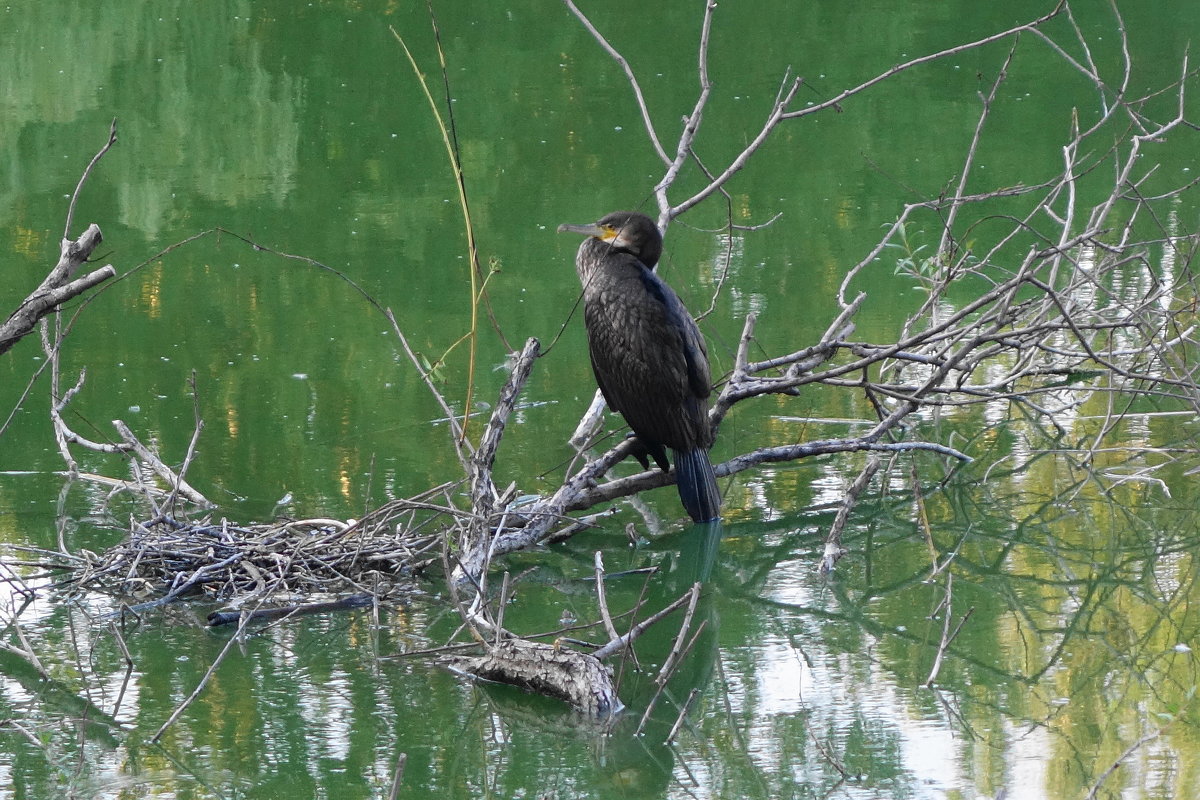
[3,0,1200,798]
[4,440,1200,797]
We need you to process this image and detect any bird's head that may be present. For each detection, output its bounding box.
[558,211,663,268]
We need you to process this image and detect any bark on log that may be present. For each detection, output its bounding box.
[0,224,114,356]
[447,639,623,718]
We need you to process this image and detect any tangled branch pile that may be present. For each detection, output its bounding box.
[68,495,465,602]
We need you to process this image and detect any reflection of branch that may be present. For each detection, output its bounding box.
[151,609,255,744]
[593,552,621,642]
[636,582,704,734]
[1084,721,1172,800]
[922,574,974,688]
[821,456,881,575]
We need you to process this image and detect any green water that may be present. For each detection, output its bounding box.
[3,1,1200,798]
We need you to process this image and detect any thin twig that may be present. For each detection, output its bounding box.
[561,0,670,165]
[593,552,621,642]
[63,119,118,241]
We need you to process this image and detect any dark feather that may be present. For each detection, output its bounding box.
[673,447,720,523]
[565,211,721,522]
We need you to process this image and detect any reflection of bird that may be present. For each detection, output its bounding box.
[558,211,720,522]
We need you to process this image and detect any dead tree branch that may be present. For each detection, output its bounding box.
[567,0,1067,228]
[0,121,117,358]
[0,226,114,358]
[43,333,213,508]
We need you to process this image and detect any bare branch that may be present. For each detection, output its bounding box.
[469,338,541,519]
[63,118,118,240]
[667,75,804,220]
[592,585,698,660]
[652,0,718,223]
[0,226,114,357]
[561,0,670,165]
[111,421,213,508]
[781,3,1068,123]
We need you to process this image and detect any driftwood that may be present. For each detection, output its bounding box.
[436,574,703,718]
[447,640,622,717]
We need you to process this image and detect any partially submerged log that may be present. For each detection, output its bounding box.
[207,592,374,626]
[447,639,622,718]
[433,578,700,719]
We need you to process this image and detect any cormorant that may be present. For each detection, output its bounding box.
[558,211,721,522]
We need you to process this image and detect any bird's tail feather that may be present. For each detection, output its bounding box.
[673,447,720,523]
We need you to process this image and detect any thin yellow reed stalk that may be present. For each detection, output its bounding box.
[391,24,481,445]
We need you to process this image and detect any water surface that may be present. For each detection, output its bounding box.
[3,2,1200,798]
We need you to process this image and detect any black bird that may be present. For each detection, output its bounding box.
[558,211,720,522]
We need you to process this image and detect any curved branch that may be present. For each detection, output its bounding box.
[779,2,1068,123]
[63,119,117,240]
[562,0,670,165]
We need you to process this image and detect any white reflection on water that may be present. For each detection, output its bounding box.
[1006,720,1051,800]
[297,670,354,762]
[729,557,969,799]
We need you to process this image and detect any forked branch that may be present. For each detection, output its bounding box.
[0,121,118,358]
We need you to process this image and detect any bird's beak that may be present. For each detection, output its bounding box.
[557,222,607,239]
